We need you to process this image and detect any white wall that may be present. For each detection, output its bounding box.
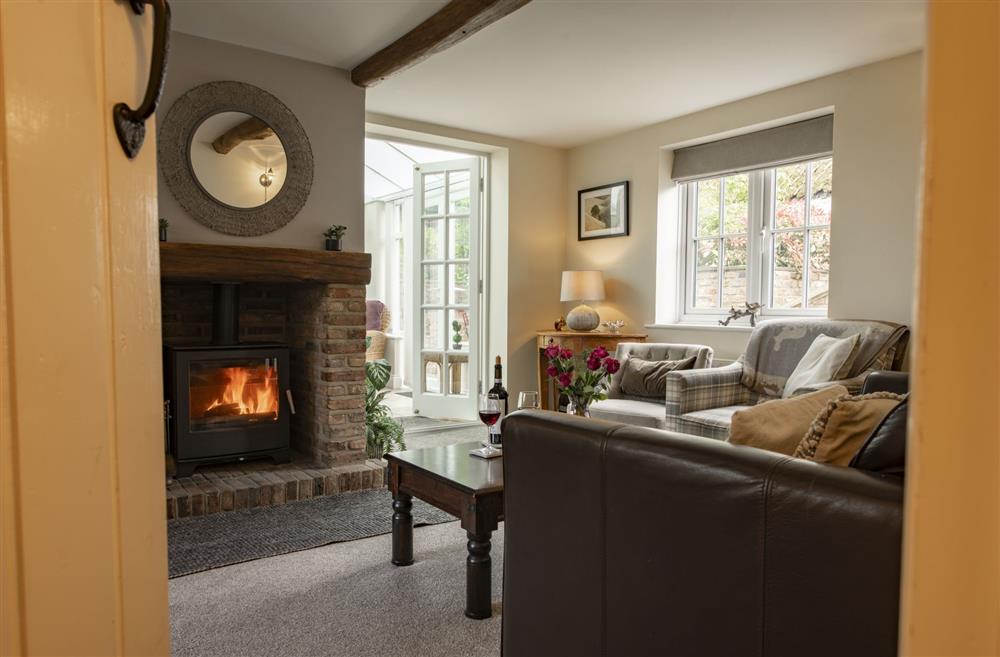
[158,33,365,251]
[565,52,924,360]
[365,201,389,303]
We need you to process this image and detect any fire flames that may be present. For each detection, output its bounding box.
[204,366,279,418]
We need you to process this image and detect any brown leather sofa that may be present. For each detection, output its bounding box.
[502,374,908,657]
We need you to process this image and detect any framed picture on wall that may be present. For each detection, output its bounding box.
[578,181,629,241]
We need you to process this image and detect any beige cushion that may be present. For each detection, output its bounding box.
[782,333,860,398]
[729,385,848,455]
[793,392,905,466]
[620,356,697,398]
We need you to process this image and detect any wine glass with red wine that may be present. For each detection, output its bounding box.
[478,393,502,456]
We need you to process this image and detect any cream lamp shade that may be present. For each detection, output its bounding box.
[560,270,605,331]
[560,270,605,302]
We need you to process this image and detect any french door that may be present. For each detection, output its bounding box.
[411,158,482,420]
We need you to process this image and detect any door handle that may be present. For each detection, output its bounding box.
[113,0,171,159]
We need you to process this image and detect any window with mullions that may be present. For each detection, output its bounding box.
[682,156,833,319]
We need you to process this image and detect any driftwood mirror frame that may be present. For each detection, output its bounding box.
[159,81,314,236]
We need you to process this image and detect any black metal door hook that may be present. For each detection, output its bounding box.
[113,0,171,159]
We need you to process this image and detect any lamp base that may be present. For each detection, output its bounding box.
[566,304,600,331]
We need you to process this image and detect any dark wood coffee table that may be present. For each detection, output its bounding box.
[385,441,503,619]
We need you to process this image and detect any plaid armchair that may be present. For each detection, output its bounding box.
[588,342,714,429]
[664,319,910,440]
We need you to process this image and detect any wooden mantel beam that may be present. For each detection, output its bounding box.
[351,0,532,88]
[159,243,372,285]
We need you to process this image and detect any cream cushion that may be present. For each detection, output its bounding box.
[729,385,848,455]
[782,333,860,398]
[588,399,669,430]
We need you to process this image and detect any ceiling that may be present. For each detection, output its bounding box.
[364,138,469,202]
[171,0,926,148]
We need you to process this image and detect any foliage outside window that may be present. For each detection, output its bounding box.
[683,156,833,320]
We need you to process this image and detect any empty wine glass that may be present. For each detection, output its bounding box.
[478,393,502,456]
[517,391,540,410]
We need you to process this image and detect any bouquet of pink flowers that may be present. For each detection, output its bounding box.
[544,343,620,416]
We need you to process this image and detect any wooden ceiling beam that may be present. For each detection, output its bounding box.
[212,117,274,155]
[351,0,532,88]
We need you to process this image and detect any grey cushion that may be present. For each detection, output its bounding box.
[620,356,697,399]
[589,399,669,430]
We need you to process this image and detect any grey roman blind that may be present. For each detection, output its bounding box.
[671,114,833,182]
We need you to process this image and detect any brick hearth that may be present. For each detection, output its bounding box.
[166,458,386,519]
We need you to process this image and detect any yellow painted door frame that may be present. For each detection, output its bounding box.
[1,1,170,655]
[900,1,1000,655]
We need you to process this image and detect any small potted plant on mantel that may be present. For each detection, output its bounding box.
[158,217,169,242]
[324,225,347,251]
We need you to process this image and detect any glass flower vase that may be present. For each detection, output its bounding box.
[565,396,591,418]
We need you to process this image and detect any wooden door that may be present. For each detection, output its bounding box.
[1,2,170,655]
[899,1,999,654]
[411,157,483,420]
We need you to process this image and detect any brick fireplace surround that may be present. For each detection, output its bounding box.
[160,243,382,517]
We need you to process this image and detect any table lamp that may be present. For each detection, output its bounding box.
[560,270,605,331]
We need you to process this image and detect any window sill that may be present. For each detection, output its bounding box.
[646,315,829,333]
[645,322,754,333]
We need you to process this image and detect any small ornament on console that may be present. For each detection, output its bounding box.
[602,319,626,334]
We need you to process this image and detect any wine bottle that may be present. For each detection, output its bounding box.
[488,355,509,446]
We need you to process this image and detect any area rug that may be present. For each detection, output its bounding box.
[168,488,454,578]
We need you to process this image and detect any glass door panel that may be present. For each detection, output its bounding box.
[411,157,481,420]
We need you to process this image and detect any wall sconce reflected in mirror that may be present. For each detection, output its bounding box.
[259,167,274,202]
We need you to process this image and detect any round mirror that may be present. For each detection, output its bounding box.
[189,112,287,209]
[159,81,313,236]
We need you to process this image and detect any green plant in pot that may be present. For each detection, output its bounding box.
[451,319,463,350]
[364,336,405,459]
[324,225,347,251]
[158,217,169,242]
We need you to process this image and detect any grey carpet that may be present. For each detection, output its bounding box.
[168,489,453,578]
[170,522,503,657]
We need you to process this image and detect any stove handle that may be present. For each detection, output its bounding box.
[285,389,296,415]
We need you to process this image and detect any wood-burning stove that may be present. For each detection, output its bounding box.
[164,283,291,477]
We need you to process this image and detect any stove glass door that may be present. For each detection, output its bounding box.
[188,357,280,432]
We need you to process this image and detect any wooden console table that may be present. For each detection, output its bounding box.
[535,330,647,410]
